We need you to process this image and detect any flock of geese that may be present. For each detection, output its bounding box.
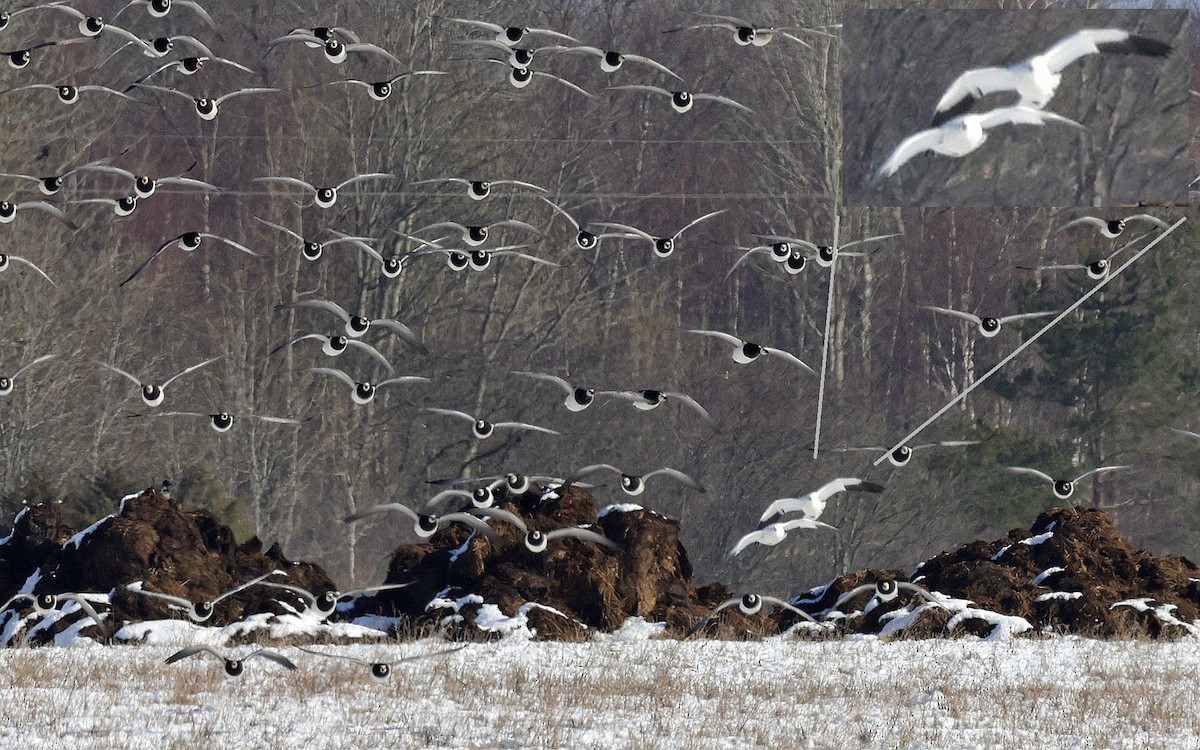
[0,2,1190,665]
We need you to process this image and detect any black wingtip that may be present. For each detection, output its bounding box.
[931,94,979,128]
[1099,36,1172,58]
[855,481,887,494]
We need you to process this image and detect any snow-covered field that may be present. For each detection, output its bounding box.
[2,624,1199,749]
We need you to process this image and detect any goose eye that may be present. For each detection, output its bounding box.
[770,242,791,260]
[58,86,77,103]
[671,92,693,112]
[153,38,172,54]
[981,318,999,333]
[195,601,213,618]
[354,383,375,403]
[316,188,336,206]
[1054,480,1073,498]
[472,487,494,507]
[603,51,622,69]
[654,239,673,257]
[115,196,137,215]
[303,242,322,260]
[474,420,494,438]
[195,99,217,119]
[328,336,348,353]
[372,663,390,679]
[467,227,488,243]
[183,58,202,73]
[324,40,347,63]
[9,51,31,68]
[371,83,390,100]
[0,202,15,221]
[0,377,10,392]
[818,247,835,264]
[225,660,244,676]
[0,254,7,270]
[737,27,756,44]
[320,591,338,606]
[36,594,57,610]
[349,316,370,334]
[83,18,104,35]
[0,13,9,29]
[447,252,469,271]
[180,232,202,249]
[135,176,155,196]
[468,181,490,199]
[383,258,403,277]
[151,0,171,14]
[40,177,61,194]
[504,27,524,43]
[210,414,234,431]
[577,231,596,249]
[740,593,761,613]
[416,515,439,534]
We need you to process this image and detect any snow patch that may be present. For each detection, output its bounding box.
[0,507,29,546]
[600,617,666,641]
[1033,567,1066,585]
[597,503,644,518]
[1035,591,1082,602]
[990,545,1011,561]
[63,494,135,550]
[1021,531,1054,546]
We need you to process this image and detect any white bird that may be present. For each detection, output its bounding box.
[539,196,635,250]
[923,304,1057,338]
[96,356,221,407]
[255,218,383,264]
[606,84,752,114]
[100,31,214,60]
[663,14,836,48]
[308,367,429,405]
[833,579,942,613]
[143,412,300,433]
[1004,464,1131,500]
[165,646,296,676]
[448,18,577,46]
[83,162,222,199]
[1019,250,1123,281]
[268,32,401,65]
[523,525,617,553]
[510,371,617,412]
[596,209,726,258]
[0,253,53,285]
[729,517,837,557]
[723,242,801,280]
[931,29,1173,126]
[343,502,505,539]
[130,83,283,120]
[74,195,140,217]
[120,231,258,286]
[0,592,109,637]
[268,334,394,371]
[612,389,715,429]
[0,83,137,104]
[410,218,540,247]
[424,407,560,440]
[254,172,396,209]
[685,329,815,375]
[0,199,76,229]
[876,106,1085,180]
[751,233,902,268]
[320,70,446,100]
[541,44,681,79]
[125,570,284,622]
[483,60,594,97]
[113,0,215,26]
[687,593,816,637]
[297,644,466,679]
[259,581,412,622]
[281,299,426,353]
[834,441,981,468]
[1,39,88,70]
[1170,427,1200,440]
[0,154,126,196]
[411,176,546,201]
[1055,214,1169,239]
[124,55,256,90]
[561,463,705,496]
[450,38,553,68]
[758,478,886,522]
[0,353,59,396]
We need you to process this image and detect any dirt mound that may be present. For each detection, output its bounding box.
[2,488,1197,641]
[351,487,712,639]
[0,488,335,642]
[795,507,1200,638]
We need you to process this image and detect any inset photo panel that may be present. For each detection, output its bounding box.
[843,9,1188,206]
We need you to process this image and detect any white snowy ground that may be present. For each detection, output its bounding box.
[1,618,1198,750]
